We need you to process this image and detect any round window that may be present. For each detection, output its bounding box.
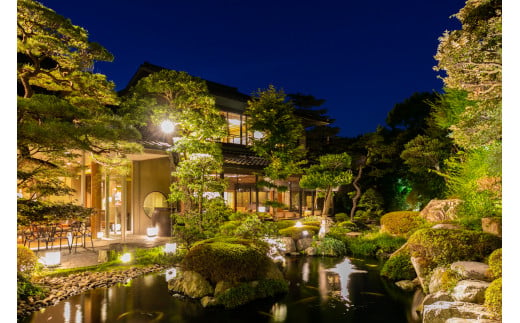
[143,191,168,218]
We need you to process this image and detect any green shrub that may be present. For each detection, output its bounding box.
[216,279,288,309]
[380,211,426,237]
[334,213,348,222]
[337,221,358,232]
[219,221,241,236]
[17,245,39,277]
[279,225,319,240]
[301,220,321,227]
[487,248,502,279]
[181,240,271,284]
[133,246,183,266]
[484,277,502,320]
[325,226,350,244]
[380,251,416,281]
[346,232,407,257]
[313,237,347,256]
[17,273,45,301]
[407,229,502,274]
[274,220,296,230]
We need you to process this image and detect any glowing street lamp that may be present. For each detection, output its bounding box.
[160,120,175,134]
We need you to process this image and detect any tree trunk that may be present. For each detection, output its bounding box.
[322,187,333,218]
[350,165,363,221]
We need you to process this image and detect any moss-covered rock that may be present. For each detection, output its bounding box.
[487,248,501,279]
[407,229,501,276]
[380,211,426,237]
[484,277,502,320]
[428,267,461,294]
[181,239,271,284]
[215,279,288,309]
[168,270,214,298]
[381,250,416,282]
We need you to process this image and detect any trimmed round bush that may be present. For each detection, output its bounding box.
[17,245,39,277]
[337,221,358,232]
[334,213,348,222]
[182,239,271,284]
[380,211,426,237]
[407,228,502,273]
[487,248,502,279]
[381,251,416,281]
[485,277,502,320]
[274,220,296,230]
[279,225,319,240]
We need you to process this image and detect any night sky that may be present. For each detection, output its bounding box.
[36,0,464,137]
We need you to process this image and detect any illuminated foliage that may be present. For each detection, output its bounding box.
[246,85,306,181]
[17,0,142,219]
[434,0,501,149]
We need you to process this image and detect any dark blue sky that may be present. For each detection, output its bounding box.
[39,0,466,137]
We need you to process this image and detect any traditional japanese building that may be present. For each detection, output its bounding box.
[52,62,330,237]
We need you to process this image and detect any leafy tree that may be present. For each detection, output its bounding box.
[432,0,502,222]
[17,0,141,222]
[122,69,228,229]
[246,85,306,181]
[434,0,501,149]
[299,153,353,218]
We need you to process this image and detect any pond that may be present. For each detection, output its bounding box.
[25,256,420,323]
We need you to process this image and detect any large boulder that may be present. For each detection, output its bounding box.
[422,291,453,306]
[296,237,313,251]
[410,256,430,291]
[422,301,494,323]
[419,199,462,223]
[451,280,490,304]
[279,237,296,254]
[481,217,502,237]
[450,261,493,282]
[428,267,460,294]
[168,270,214,298]
[407,229,501,287]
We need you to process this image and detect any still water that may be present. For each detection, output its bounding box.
[26,256,419,323]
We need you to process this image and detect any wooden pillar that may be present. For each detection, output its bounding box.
[104,173,110,237]
[255,175,259,212]
[121,176,127,242]
[299,188,303,218]
[90,161,102,238]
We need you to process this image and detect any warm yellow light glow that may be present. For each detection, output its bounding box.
[165,267,177,281]
[40,251,61,267]
[120,253,132,263]
[228,118,241,126]
[164,243,177,253]
[295,221,303,228]
[147,226,158,237]
[160,120,175,134]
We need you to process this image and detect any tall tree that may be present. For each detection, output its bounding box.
[246,85,306,182]
[434,0,501,149]
[432,0,502,224]
[17,0,141,212]
[299,153,353,218]
[122,69,227,218]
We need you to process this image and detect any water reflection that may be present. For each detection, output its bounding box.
[270,303,287,322]
[26,257,417,323]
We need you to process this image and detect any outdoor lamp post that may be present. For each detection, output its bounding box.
[160,120,175,134]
